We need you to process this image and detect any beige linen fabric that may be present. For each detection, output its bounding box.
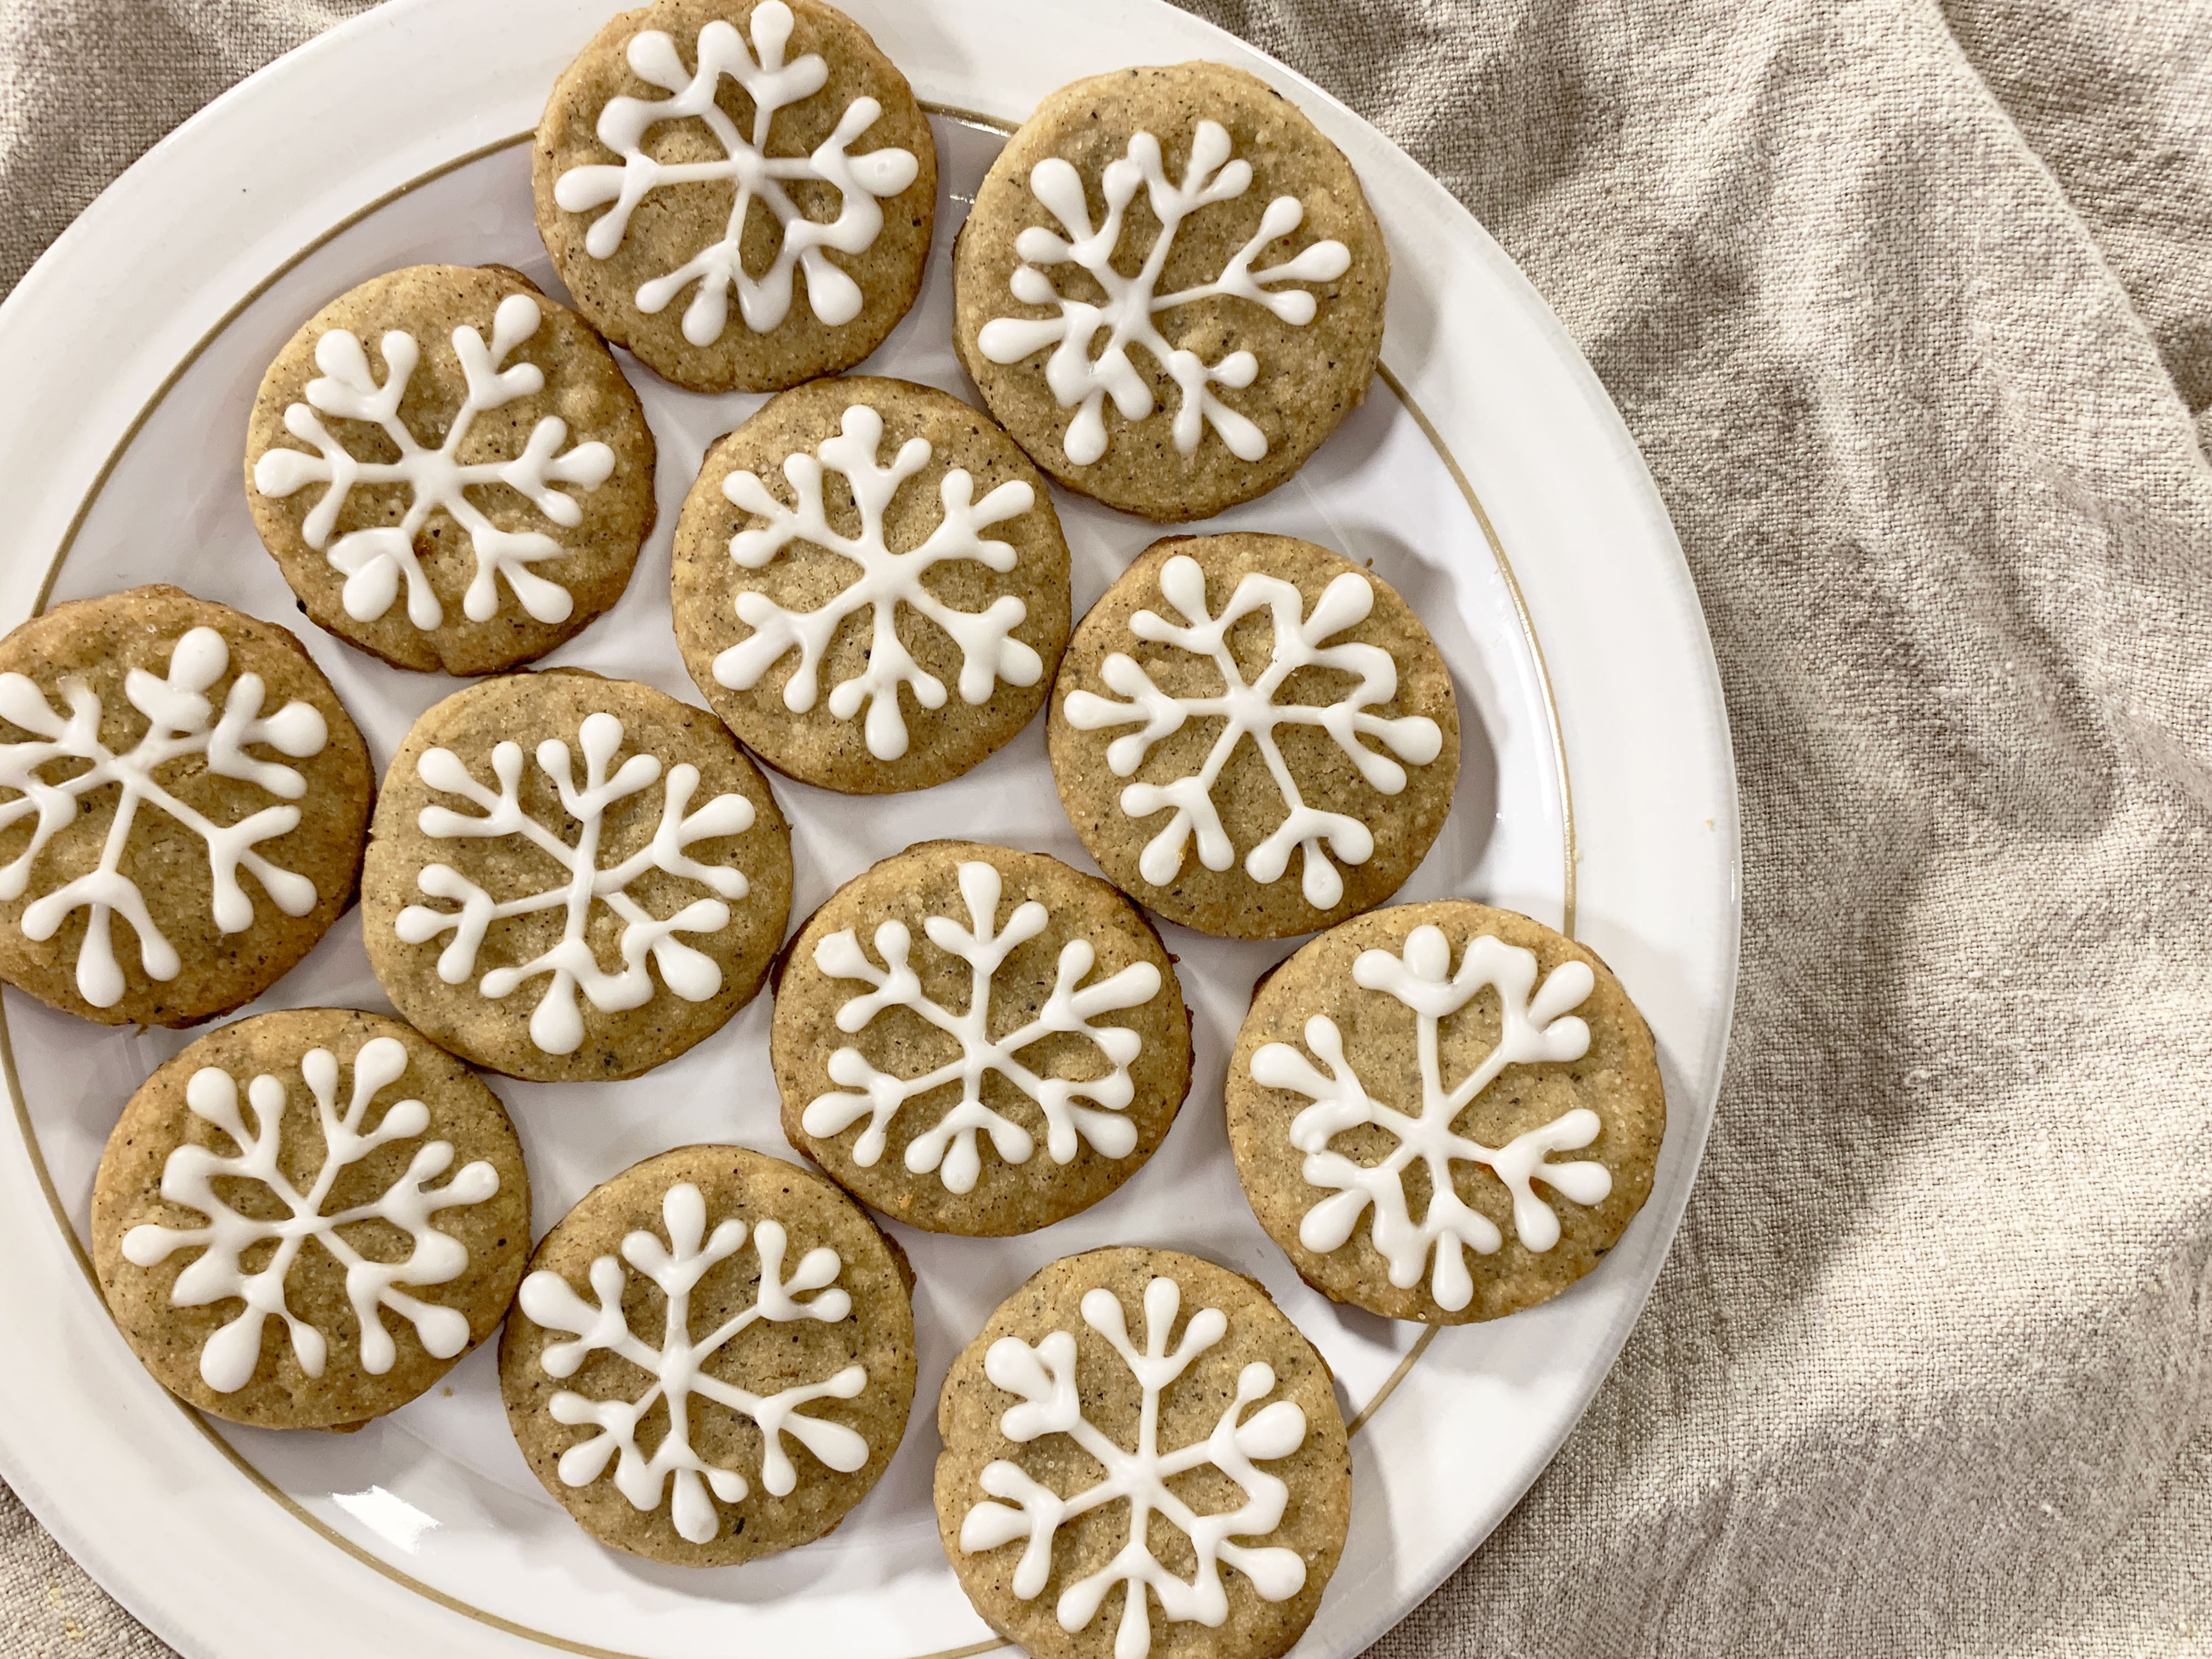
[3,0,2208,1655]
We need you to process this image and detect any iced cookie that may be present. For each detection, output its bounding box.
[501,1144,916,1565]
[0,587,371,1026]
[954,63,1387,522]
[535,0,936,393]
[774,841,1191,1234]
[246,265,657,676]
[1227,901,1665,1324]
[363,670,792,1082]
[91,1008,530,1429]
[1049,534,1458,939]
[936,1246,1350,1659]
[673,377,1070,793]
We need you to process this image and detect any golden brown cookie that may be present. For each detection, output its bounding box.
[935,1246,1350,1659]
[245,264,657,676]
[534,0,937,393]
[1226,901,1666,1324]
[954,62,1387,521]
[1050,534,1458,939]
[673,377,1071,793]
[500,1144,916,1565]
[0,586,371,1027]
[91,1007,530,1429]
[362,670,792,1082]
[774,842,1192,1234]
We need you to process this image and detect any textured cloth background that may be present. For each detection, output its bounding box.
[3,0,2209,1654]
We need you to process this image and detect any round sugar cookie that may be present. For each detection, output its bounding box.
[534,0,937,393]
[774,840,1192,1234]
[0,586,372,1027]
[363,669,793,1082]
[245,264,657,676]
[673,377,1071,793]
[1049,534,1458,939]
[954,61,1389,521]
[1227,901,1666,1324]
[92,1007,530,1430]
[935,1246,1351,1659]
[500,1144,916,1565]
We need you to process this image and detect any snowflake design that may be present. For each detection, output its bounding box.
[0,626,328,1008]
[119,1037,500,1393]
[1062,552,1444,909]
[959,1274,1310,1659]
[975,118,1353,467]
[712,403,1042,761]
[252,292,616,633]
[553,0,921,344]
[394,710,757,1057]
[1248,923,1613,1313]
[516,1180,868,1545]
[800,859,1163,1194]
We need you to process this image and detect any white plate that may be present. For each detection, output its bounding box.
[0,3,1737,1656]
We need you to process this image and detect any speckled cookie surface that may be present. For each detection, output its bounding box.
[363,670,792,1082]
[953,63,1387,522]
[91,1007,529,1429]
[934,1246,1350,1659]
[534,0,936,393]
[245,264,657,676]
[774,841,1191,1234]
[500,1144,916,1565]
[673,377,1071,793]
[1226,901,1665,1324]
[1049,534,1458,939]
[0,586,372,1027]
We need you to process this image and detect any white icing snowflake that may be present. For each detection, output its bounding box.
[516,1180,868,1545]
[0,625,328,1008]
[554,0,921,343]
[976,118,1352,466]
[801,859,1163,1194]
[1248,923,1612,1313]
[713,403,1042,761]
[959,1273,1310,1659]
[394,709,757,1056]
[120,1036,500,1393]
[1062,552,1444,909]
[252,292,616,633]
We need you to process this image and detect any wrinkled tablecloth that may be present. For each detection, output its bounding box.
[2,0,2207,1654]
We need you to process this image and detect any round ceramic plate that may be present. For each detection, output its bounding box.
[0,3,1737,1656]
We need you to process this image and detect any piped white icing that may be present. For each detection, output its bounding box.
[801,859,1162,1194]
[1062,553,1443,908]
[516,1180,867,1545]
[119,1037,500,1393]
[0,625,328,1007]
[252,292,616,633]
[1248,923,1611,1312]
[712,403,1042,761]
[553,0,920,344]
[394,709,756,1056]
[959,1273,1310,1659]
[975,118,1352,466]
